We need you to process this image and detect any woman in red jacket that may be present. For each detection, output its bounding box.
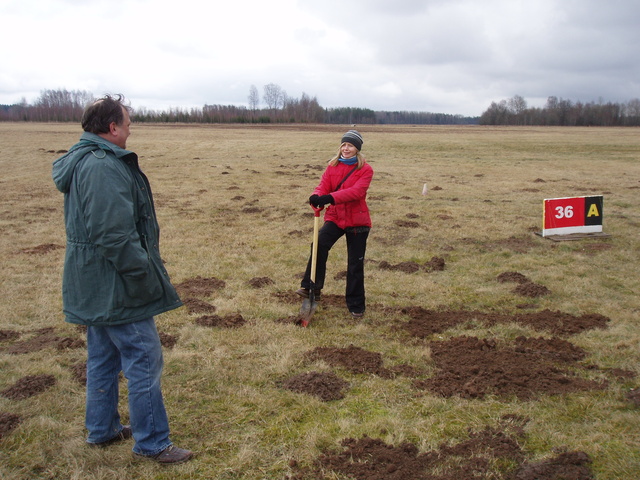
[297,130,374,318]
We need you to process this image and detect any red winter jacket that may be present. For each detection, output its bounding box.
[313,161,374,229]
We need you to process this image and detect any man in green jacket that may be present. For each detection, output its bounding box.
[52,94,192,464]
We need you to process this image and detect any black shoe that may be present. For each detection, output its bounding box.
[350,311,364,318]
[295,288,321,299]
[90,426,133,447]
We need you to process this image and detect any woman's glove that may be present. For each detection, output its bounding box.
[309,194,334,207]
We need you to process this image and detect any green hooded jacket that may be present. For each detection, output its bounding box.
[52,132,182,326]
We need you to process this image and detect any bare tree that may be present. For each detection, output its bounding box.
[263,83,283,111]
[627,98,640,116]
[507,95,527,115]
[248,85,259,114]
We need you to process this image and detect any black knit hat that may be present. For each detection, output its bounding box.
[341,130,363,150]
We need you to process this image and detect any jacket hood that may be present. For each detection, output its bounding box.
[52,132,133,193]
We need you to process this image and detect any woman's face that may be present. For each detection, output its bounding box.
[340,142,358,158]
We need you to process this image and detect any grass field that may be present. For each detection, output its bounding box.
[1,122,639,479]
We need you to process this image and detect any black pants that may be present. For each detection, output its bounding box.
[301,221,370,314]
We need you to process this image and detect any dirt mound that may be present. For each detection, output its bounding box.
[195,313,246,328]
[415,336,606,400]
[514,336,587,363]
[379,260,421,273]
[514,450,594,480]
[398,307,610,337]
[175,276,226,297]
[394,219,421,228]
[305,345,426,381]
[0,329,20,342]
[627,387,640,407]
[182,297,217,314]
[1,374,57,400]
[0,412,22,440]
[496,271,551,297]
[1,327,85,355]
[510,310,610,336]
[306,345,393,378]
[423,256,446,272]
[378,257,445,273]
[288,417,594,479]
[248,276,275,288]
[70,362,87,385]
[512,282,551,297]
[497,271,530,284]
[272,291,301,305]
[19,243,64,255]
[334,270,348,280]
[281,371,349,401]
[158,331,178,348]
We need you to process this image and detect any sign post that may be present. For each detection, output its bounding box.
[541,195,604,237]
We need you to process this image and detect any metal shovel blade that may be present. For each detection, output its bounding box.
[299,291,318,327]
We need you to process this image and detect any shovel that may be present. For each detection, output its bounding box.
[299,205,323,327]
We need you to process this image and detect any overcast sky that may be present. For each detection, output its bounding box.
[1,0,638,116]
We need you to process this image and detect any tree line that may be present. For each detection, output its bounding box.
[0,87,478,125]
[480,95,640,126]
[7,88,638,126]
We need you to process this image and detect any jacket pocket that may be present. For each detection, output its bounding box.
[351,205,371,226]
[120,264,164,307]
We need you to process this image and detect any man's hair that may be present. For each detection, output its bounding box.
[81,94,130,134]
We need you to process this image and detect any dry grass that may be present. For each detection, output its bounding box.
[1,122,639,479]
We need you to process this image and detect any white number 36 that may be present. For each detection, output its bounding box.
[555,205,574,219]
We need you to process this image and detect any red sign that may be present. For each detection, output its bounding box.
[542,196,603,236]
[544,197,585,229]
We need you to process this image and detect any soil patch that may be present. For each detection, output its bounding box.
[175,276,226,297]
[281,371,350,401]
[627,387,640,407]
[1,374,57,400]
[0,329,20,342]
[288,417,595,479]
[398,307,610,337]
[379,261,421,273]
[272,292,302,305]
[19,243,64,255]
[158,331,178,348]
[512,282,551,298]
[306,345,424,379]
[70,362,87,386]
[497,271,551,297]
[378,257,445,273]
[195,313,246,328]
[414,335,606,400]
[334,270,348,280]
[0,412,22,440]
[394,220,421,228]
[306,345,393,378]
[182,297,217,314]
[515,450,594,480]
[497,272,530,284]
[248,276,275,288]
[1,327,85,355]
[424,256,445,272]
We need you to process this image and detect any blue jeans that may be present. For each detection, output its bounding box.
[85,317,172,456]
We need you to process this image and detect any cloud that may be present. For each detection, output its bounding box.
[1,0,639,116]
